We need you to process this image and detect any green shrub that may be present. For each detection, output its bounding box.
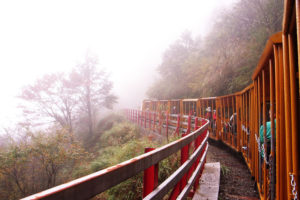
[99,122,141,148]
[97,113,125,132]
[87,120,181,199]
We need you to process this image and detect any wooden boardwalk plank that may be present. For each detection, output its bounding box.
[193,162,220,200]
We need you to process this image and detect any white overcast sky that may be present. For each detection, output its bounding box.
[0,0,236,129]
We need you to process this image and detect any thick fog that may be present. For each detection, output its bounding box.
[0,0,236,130]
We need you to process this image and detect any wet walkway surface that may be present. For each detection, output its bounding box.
[193,162,220,200]
[206,140,259,200]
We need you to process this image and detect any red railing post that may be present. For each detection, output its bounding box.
[180,132,189,191]
[169,183,181,200]
[143,148,158,198]
[153,112,156,131]
[136,110,138,124]
[144,111,147,129]
[149,112,151,129]
[194,117,199,130]
[193,117,201,191]
[166,112,169,138]
[142,111,144,127]
[159,112,162,135]
[141,111,144,127]
[187,115,191,134]
[169,132,189,200]
[134,110,136,123]
[186,115,194,188]
[175,114,180,136]
[140,111,142,126]
[132,109,134,122]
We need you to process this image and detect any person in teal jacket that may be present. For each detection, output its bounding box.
[259,110,276,159]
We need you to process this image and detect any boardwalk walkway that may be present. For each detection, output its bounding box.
[206,141,259,200]
[193,162,220,200]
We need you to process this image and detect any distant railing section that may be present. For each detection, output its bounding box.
[22,109,209,200]
[125,109,206,137]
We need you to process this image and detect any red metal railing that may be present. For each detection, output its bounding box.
[126,109,208,199]
[22,109,209,200]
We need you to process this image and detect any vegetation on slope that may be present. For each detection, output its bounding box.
[92,121,180,200]
[0,52,179,199]
[0,114,180,200]
[0,128,87,199]
[147,0,283,99]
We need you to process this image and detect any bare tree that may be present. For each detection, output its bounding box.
[70,55,117,137]
[19,55,117,137]
[20,73,77,132]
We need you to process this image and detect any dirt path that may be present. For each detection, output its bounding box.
[206,140,259,200]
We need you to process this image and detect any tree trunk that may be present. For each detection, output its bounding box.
[86,84,93,137]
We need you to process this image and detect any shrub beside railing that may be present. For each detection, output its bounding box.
[22,109,209,200]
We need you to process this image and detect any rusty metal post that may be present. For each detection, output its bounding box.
[269,58,276,200]
[288,34,299,198]
[283,34,293,200]
[143,148,158,198]
[262,69,267,200]
[257,75,263,190]
[273,45,281,199]
[279,45,287,199]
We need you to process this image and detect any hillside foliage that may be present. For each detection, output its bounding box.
[19,55,117,145]
[0,114,179,200]
[0,128,87,200]
[147,0,283,99]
